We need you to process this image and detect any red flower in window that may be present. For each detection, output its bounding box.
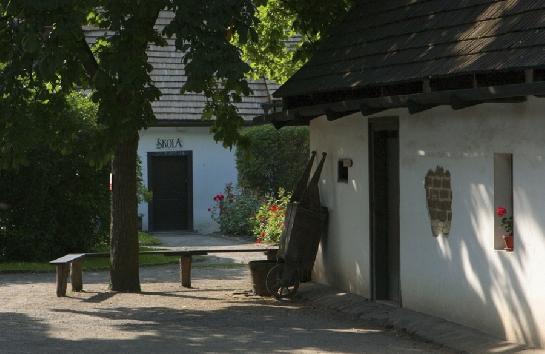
[496,206,507,218]
[269,204,280,212]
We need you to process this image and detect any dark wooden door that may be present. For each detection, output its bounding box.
[149,154,191,231]
[370,120,401,304]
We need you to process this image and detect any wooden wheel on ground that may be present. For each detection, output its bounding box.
[266,263,300,300]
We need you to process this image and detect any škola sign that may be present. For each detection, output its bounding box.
[156,137,184,150]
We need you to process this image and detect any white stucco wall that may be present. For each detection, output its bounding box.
[399,98,545,347]
[310,113,371,297]
[137,126,238,233]
[309,98,545,346]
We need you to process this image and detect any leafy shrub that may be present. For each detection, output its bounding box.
[137,157,153,203]
[138,232,161,247]
[253,188,291,245]
[236,125,309,194]
[0,94,111,261]
[209,183,260,236]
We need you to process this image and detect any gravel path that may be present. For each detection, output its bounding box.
[0,233,453,353]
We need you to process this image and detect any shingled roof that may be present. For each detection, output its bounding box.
[275,0,545,103]
[85,11,278,123]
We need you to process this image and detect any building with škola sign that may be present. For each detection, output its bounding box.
[85,11,276,233]
[269,0,545,349]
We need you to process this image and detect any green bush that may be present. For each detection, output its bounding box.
[253,188,291,245]
[236,125,309,194]
[0,94,111,262]
[209,184,260,236]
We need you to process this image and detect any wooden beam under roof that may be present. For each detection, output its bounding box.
[264,81,545,127]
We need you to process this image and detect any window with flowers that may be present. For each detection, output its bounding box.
[494,153,514,251]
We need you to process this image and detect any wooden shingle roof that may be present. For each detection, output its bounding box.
[85,11,277,122]
[275,0,545,99]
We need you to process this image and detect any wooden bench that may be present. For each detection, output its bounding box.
[160,246,278,288]
[50,253,86,297]
[50,246,278,297]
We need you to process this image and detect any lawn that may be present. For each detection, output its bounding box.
[0,232,180,273]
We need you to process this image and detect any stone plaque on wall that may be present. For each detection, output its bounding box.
[425,166,452,237]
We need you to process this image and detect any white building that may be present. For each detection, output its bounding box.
[86,12,277,233]
[137,126,240,233]
[272,1,545,348]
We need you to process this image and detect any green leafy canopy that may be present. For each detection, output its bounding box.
[0,0,354,291]
[0,0,353,165]
[237,0,353,84]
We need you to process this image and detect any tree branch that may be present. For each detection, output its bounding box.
[76,36,99,79]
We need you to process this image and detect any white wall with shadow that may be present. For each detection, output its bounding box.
[398,98,545,347]
[310,113,371,298]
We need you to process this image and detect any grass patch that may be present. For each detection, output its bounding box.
[0,257,241,273]
[83,253,180,271]
[0,254,180,273]
[0,232,176,273]
[0,231,245,273]
[91,232,161,253]
[138,232,161,246]
[0,262,56,273]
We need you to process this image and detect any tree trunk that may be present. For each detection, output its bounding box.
[110,131,141,292]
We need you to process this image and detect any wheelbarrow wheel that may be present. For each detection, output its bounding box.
[266,263,300,300]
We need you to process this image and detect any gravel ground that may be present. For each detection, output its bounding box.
[0,234,454,353]
[0,266,453,354]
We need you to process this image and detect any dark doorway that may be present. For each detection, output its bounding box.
[369,119,401,304]
[148,152,193,231]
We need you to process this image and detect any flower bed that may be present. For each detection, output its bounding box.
[253,188,291,245]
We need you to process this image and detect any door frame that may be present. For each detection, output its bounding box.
[147,151,194,232]
[368,117,401,305]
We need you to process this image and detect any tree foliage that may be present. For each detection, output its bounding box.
[0,0,352,157]
[238,0,353,84]
[0,94,110,261]
[0,0,352,290]
[237,0,301,84]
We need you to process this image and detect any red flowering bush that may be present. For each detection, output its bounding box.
[209,184,260,236]
[253,188,291,245]
[496,206,513,235]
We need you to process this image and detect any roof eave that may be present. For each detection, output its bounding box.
[272,81,545,126]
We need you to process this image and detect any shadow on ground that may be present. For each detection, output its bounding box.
[0,302,444,354]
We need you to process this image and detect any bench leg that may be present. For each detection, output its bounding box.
[70,261,83,292]
[56,264,69,297]
[180,256,192,288]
